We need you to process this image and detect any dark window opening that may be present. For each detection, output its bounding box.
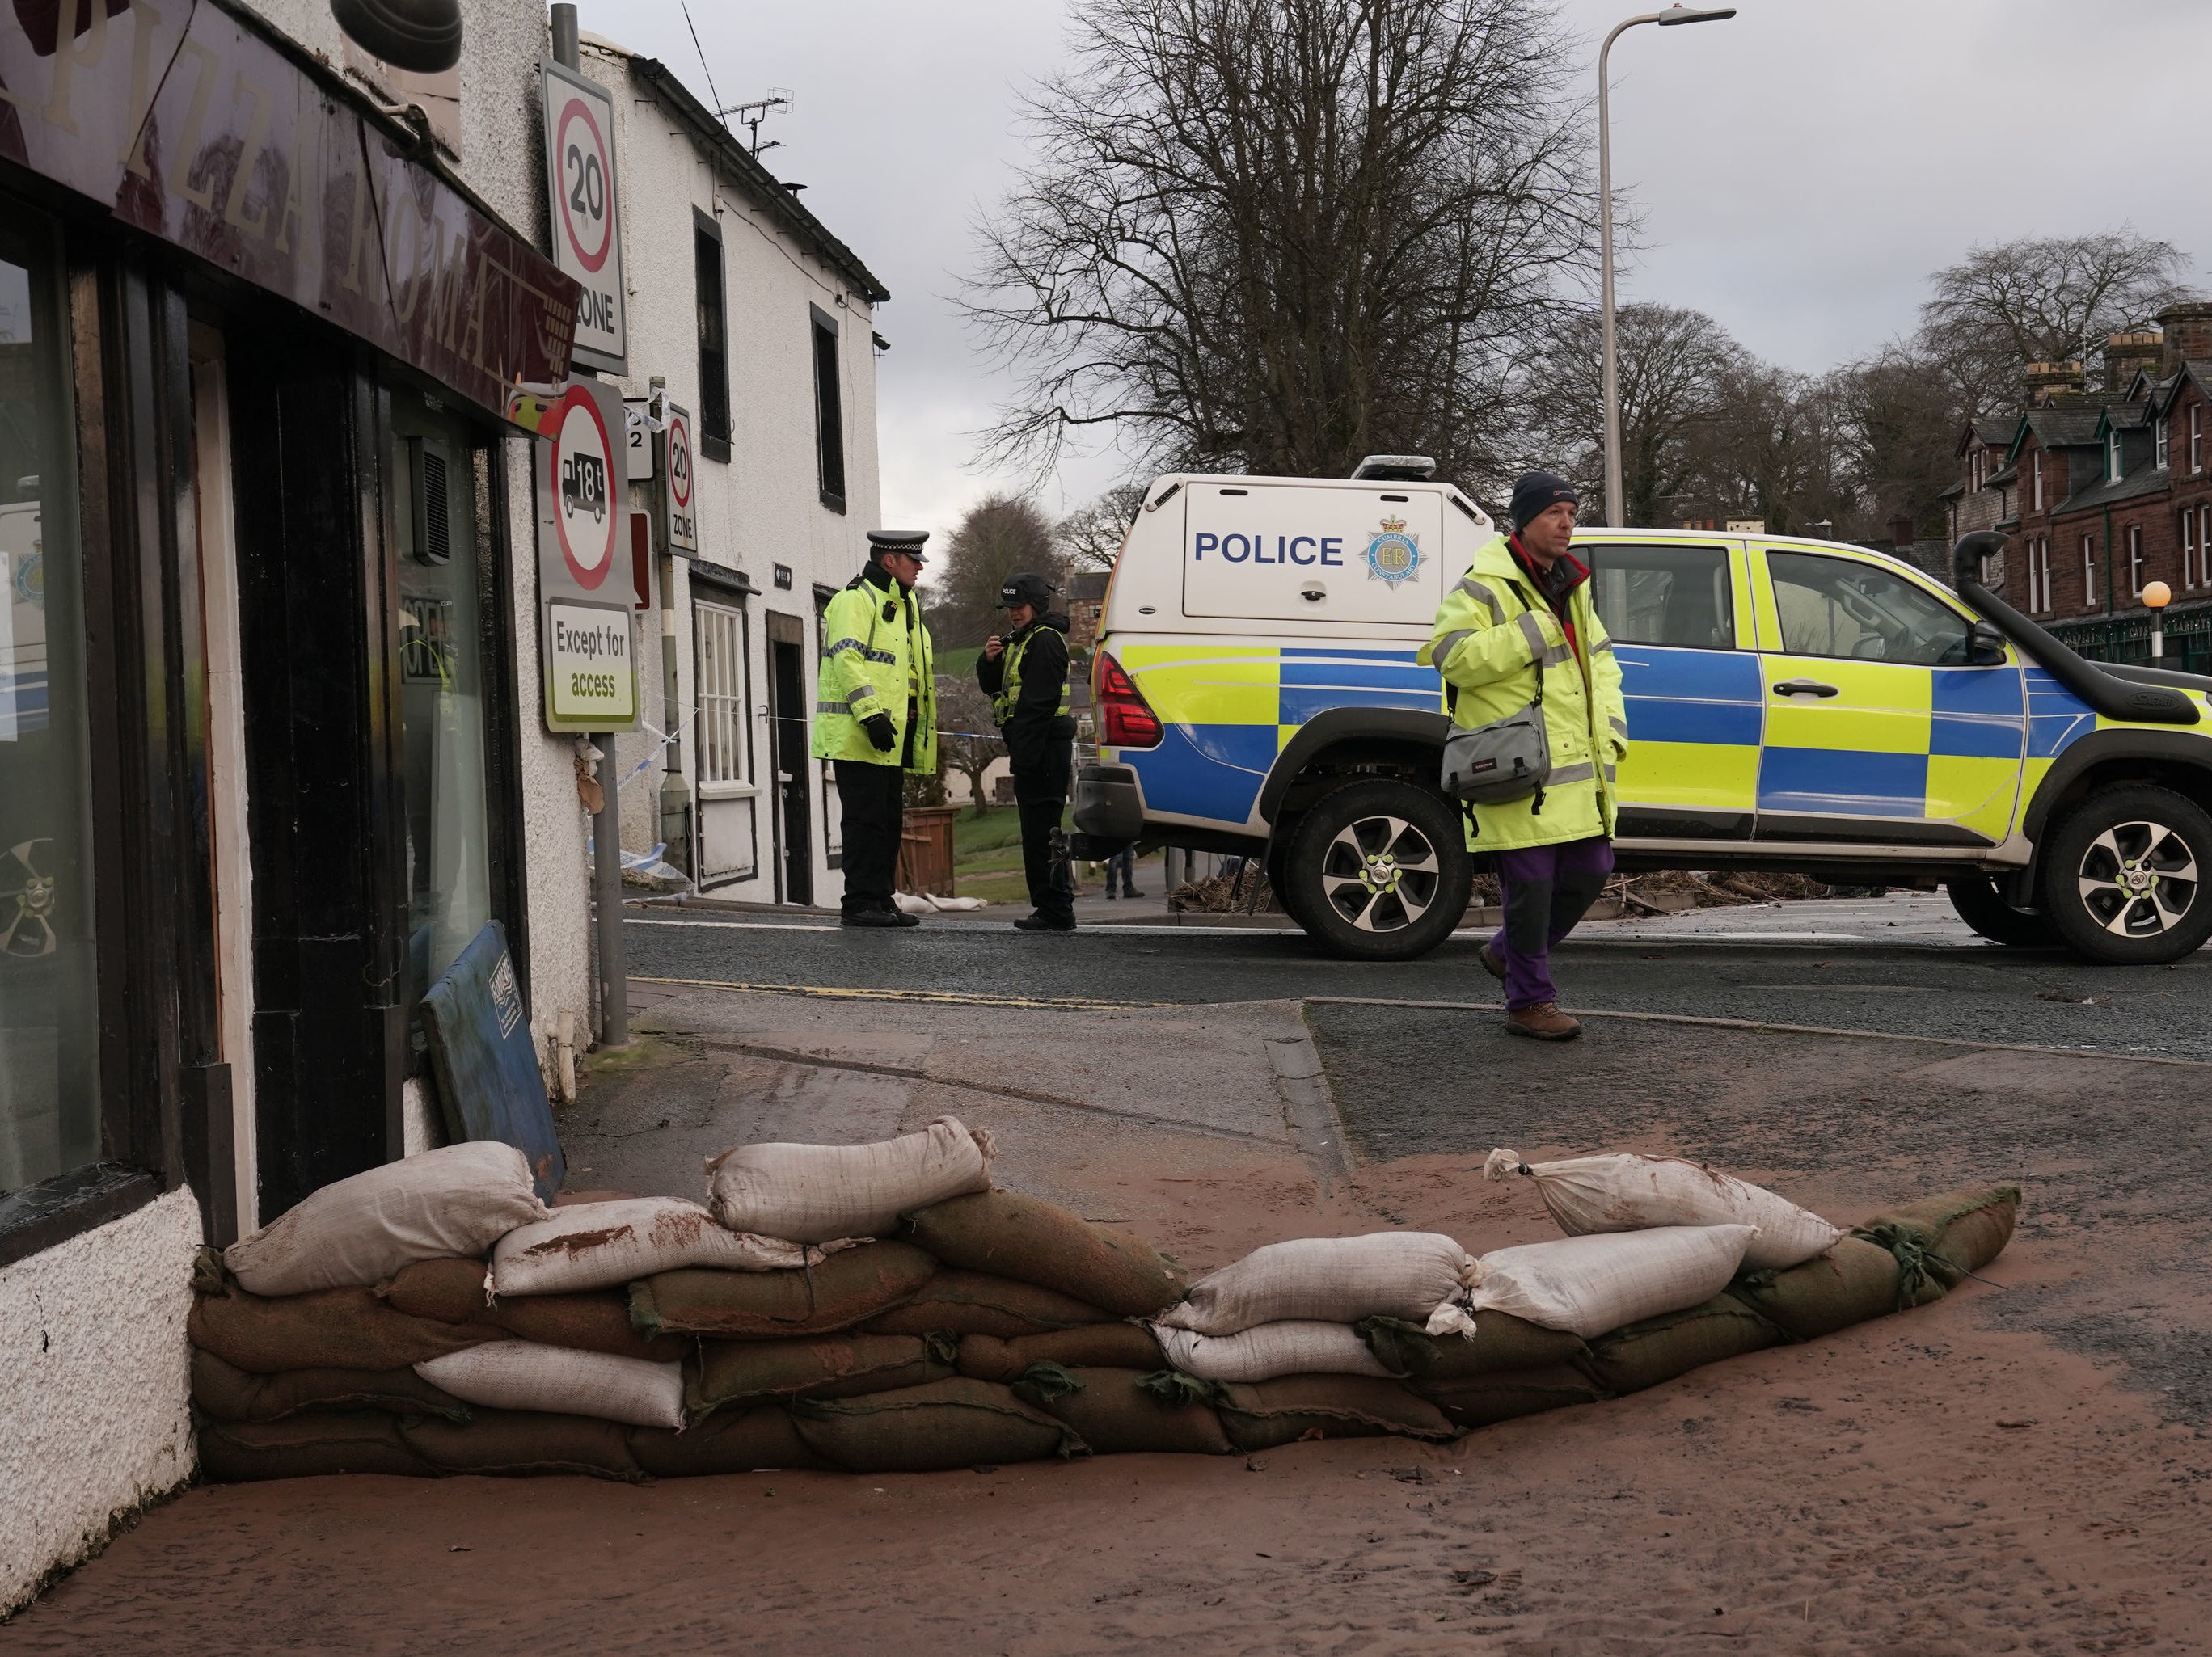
[694,218,731,462]
[811,306,845,512]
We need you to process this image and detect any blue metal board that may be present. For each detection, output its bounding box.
[420,921,564,1203]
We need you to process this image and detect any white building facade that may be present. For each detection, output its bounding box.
[580,38,889,908]
[0,0,631,1607]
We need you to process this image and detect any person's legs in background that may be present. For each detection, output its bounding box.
[1015,792,1076,927]
[832,759,904,919]
[1105,846,1135,897]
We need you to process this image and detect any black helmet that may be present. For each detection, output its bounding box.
[998,571,1055,609]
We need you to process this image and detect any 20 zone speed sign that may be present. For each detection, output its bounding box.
[542,61,627,372]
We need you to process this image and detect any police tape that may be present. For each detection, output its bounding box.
[630,974,1167,1010]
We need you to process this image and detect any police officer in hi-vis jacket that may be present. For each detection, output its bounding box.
[977,571,1078,931]
[813,530,939,927]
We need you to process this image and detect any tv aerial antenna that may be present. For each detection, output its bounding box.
[717,89,794,157]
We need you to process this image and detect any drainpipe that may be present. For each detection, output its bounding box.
[649,374,693,876]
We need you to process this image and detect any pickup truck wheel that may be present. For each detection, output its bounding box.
[2038,783,2212,964]
[1944,874,2058,947]
[1264,828,1310,930]
[1285,780,1471,960]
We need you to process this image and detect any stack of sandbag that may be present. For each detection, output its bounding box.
[1424,1149,2021,1419]
[190,1122,2020,1482]
[194,1122,1209,1478]
[194,1136,852,1482]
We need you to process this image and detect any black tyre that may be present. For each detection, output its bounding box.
[2037,783,2212,965]
[1264,827,1311,931]
[1284,779,1471,960]
[1944,873,2058,947]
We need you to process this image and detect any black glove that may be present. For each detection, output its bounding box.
[863,712,897,753]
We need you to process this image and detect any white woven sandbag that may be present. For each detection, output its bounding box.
[1158,1233,1471,1336]
[1484,1148,1842,1271]
[225,1141,549,1296]
[414,1342,685,1430]
[704,1117,995,1244]
[1155,1320,1394,1384]
[490,1198,821,1297]
[1442,1224,1758,1339]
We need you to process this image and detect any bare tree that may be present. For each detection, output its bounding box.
[923,494,1065,649]
[1678,365,1855,538]
[1055,483,1148,571]
[1525,302,1746,526]
[965,0,1598,491]
[934,676,1006,816]
[1918,231,2191,414]
[1834,344,1963,538]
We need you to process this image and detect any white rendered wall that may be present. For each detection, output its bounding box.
[582,36,884,909]
[0,1189,201,1615]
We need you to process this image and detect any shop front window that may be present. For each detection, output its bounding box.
[0,217,100,1194]
[390,394,493,1031]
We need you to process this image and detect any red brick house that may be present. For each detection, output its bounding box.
[1963,302,2212,672]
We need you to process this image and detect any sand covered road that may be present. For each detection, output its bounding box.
[6,990,2207,1655]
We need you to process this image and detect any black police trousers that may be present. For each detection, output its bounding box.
[1016,796,1074,923]
[834,758,905,917]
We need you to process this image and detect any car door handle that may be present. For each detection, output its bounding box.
[1771,678,1839,698]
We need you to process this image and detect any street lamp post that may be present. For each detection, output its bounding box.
[1598,5,1736,529]
[2145,580,2172,662]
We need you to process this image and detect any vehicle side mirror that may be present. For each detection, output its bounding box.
[1967,619,2007,666]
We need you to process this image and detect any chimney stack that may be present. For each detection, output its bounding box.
[2103,331,2164,392]
[2158,301,2212,376]
[2023,361,2087,406]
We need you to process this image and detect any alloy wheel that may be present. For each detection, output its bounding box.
[1318,814,1441,934]
[2076,819,2199,938]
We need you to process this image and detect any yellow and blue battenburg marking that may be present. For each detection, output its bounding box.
[1109,642,2105,838]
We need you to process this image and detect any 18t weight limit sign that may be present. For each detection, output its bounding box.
[542,61,627,372]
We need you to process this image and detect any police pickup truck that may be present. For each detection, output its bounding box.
[1070,460,2212,965]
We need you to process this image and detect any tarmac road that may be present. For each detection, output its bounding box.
[624,894,2212,1060]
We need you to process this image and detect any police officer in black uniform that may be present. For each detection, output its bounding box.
[977,571,1078,932]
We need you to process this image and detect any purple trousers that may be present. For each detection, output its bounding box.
[1490,835,1615,1010]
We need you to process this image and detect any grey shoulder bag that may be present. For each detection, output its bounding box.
[1439,587,1551,810]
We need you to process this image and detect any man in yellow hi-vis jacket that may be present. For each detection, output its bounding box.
[813,529,939,928]
[1417,473,1627,1040]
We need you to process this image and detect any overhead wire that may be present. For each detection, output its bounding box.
[676,0,727,131]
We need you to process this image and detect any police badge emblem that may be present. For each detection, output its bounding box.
[1363,514,1423,585]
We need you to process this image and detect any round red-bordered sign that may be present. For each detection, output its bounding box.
[667,410,693,511]
[548,388,618,588]
[555,96,614,275]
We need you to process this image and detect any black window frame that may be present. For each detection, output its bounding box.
[694,211,731,464]
[1580,541,1739,651]
[810,303,845,514]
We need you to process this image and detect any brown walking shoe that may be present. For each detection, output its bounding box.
[1506,1002,1581,1041]
[1479,941,1507,982]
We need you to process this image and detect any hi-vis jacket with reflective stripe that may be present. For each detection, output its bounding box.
[1416,533,1629,851]
[811,565,939,773]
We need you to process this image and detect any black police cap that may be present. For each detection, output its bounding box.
[867,529,930,565]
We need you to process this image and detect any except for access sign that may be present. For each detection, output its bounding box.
[547,386,621,591]
[663,403,698,555]
[542,61,627,373]
[543,601,640,732]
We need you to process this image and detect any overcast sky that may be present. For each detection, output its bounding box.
[571,0,2212,557]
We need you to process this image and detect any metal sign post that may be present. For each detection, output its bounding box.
[542,59,627,373]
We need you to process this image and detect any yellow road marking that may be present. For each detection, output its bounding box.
[631,975,1169,1011]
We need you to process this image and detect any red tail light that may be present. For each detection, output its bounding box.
[1095,652,1163,748]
